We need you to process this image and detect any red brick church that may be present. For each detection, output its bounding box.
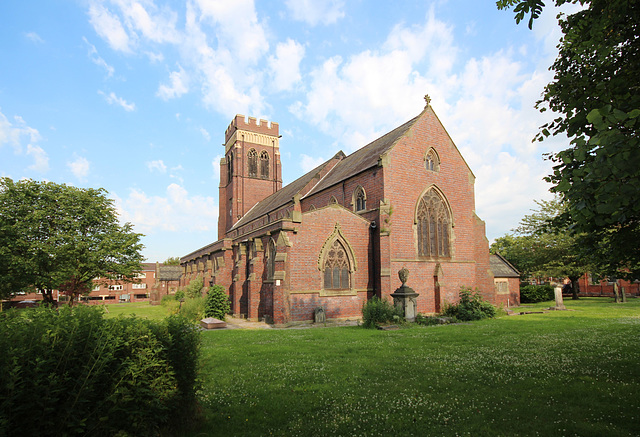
[181,98,504,324]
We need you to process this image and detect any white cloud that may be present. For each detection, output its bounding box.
[268,39,305,92]
[88,2,132,52]
[98,90,136,111]
[147,159,167,173]
[199,127,210,141]
[285,0,345,26]
[300,154,326,173]
[114,183,218,233]
[26,144,49,173]
[68,155,90,181]
[25,32,44,44]
[157,65,188,100]
[83,37,114,77]
[0,111,42,153]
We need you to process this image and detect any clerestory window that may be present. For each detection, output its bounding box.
[354,186,366,212]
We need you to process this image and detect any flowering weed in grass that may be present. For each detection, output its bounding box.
[190,298,640,436]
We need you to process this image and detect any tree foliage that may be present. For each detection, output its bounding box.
[491,198,590,297]
[498,0,640,279]
[0,178,145,304]
[164,256,181,265]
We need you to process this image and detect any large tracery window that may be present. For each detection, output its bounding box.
[323,240,350,290]
[260,151,270,179]
[248,149,258,177]
[417,189,451,258]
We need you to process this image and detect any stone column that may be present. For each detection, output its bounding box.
[247,239,264,321]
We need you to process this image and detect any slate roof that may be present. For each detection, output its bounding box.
[304,115,420,197]
[490,254,520,278]
[230,156,335,230]
[231,114,421,230]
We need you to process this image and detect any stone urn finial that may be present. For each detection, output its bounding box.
[398,267,409,286]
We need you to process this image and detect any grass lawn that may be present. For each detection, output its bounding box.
[190,297,640,436]
[101,302,171,321]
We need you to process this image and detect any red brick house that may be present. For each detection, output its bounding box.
[490,253,521,306]
[181,100,503,324]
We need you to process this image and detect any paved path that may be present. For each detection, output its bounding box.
[210,316,360,330]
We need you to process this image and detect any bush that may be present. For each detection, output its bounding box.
[0,305,200,436]
[174,289,185,300]
[179,296,206,322]
[441,287,497,321]
[204,285,231,320]
[184,275,206,298]
[361,297,401,328]
[520,284,555,303]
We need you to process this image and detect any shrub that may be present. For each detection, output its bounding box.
[179,296,206,322]
[185,275,206,298]
[520,284,555,303]
[415,314,455,326]
[174,289,185,300]
[0,305,200,436]
[441,287,497,321]
[362,297,401,328]
[204,285,231,320]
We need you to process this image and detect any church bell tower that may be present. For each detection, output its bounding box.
[218,115,282,239]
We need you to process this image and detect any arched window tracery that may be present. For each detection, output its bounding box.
[417,189,451,258]
[323,240,350,290]
[425,148,440,172]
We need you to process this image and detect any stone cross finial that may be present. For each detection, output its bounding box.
[398,267,409,286]
[424,94,431,107]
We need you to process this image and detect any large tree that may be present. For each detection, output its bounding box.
[497,0,640,279]
[491,198,591,298]
[0,178,145,305]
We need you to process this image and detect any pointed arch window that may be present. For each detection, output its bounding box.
[425,148,440,172]
[417,189,451,258]
[354,186,366,212]
[260,151,270,179]
[248,149,258,177]
[323,240,350,290]
[227,153,233,183]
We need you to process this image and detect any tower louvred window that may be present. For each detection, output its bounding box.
[248,149,258,177]
[260,151,270,179]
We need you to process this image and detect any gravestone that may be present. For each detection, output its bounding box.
[314,307,326,323]
[554,285,566,310]
[390,267,419,322]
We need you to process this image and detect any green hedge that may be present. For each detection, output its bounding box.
[0,305,200,437]
[520,284,555,303]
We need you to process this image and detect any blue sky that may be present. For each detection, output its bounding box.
[0,0,575,262]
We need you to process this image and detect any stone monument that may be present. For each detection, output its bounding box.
[391,267,420,322]
[554,285,566,310]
